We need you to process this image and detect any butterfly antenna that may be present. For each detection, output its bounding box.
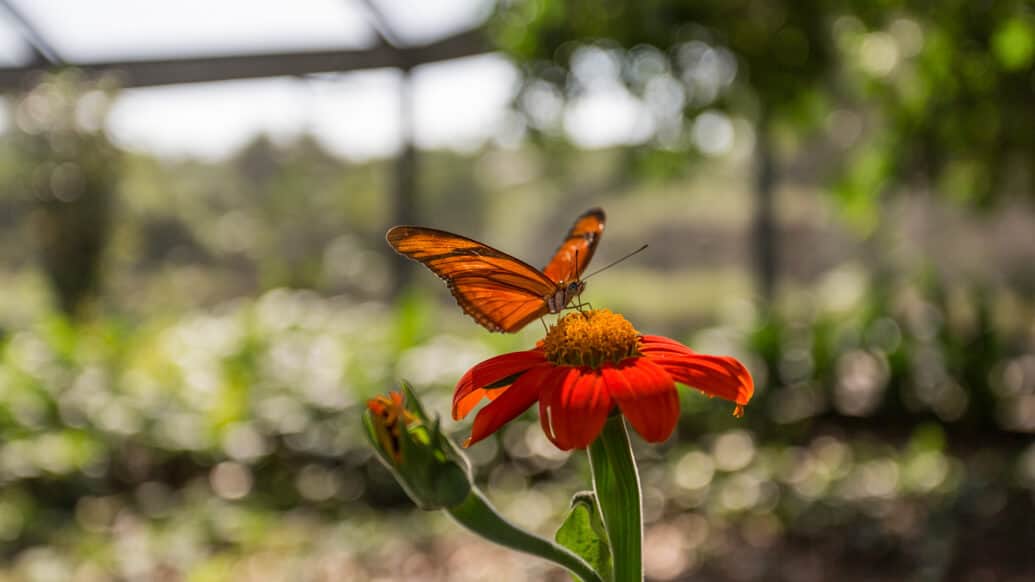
[573,248,580,281]
[581,244,648,281]
[572,248,591,315]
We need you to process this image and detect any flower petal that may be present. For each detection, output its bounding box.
[466,363,553,447]
[639,335,697,357]
[539,367,612,451]
[453,350,546,419]
[602,358,680,443]
[453,385,508,422]
[647,352,754,405]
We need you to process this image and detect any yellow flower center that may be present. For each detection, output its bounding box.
[542,309,640,368]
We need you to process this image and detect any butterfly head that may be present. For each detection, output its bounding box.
[547,279,587,314]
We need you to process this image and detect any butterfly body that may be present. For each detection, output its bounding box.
[386,208,605,333]
[546,280,585,314]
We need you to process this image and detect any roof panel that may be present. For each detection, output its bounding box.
[0,10,33,65]
[9,0,378,63]
[371,0,492,46]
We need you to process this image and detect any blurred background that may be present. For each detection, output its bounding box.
[0,0,1033,580]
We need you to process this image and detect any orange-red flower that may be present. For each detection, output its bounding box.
[367,391,417,462]
[453,310,754,451]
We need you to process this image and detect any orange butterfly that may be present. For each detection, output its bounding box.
[386,208,606,333]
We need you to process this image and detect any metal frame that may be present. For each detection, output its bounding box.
[0,1,490,90]
[0,28,487,89]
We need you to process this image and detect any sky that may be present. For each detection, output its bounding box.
[0,0,657,161]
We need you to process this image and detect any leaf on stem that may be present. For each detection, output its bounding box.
[556,491,612,580]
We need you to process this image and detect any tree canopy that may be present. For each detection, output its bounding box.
[492,0,1034,210]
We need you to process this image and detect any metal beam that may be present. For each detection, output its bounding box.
[0,0,63,64]
[358,0,404,50]
[0,28,488,90]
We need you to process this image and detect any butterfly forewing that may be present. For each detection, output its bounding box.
[386,226,557,332]
[543,208,606,283]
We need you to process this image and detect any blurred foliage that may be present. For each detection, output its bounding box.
[494,0,834,118]
[0,73,120,318]
[835,0,1035,221]
[491,0,1035,221]
[0,274,1031,579]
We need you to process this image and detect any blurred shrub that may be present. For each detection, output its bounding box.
[4,73,121,319]
[0,273,1030,577]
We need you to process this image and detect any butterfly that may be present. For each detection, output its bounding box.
[386,208,606,333]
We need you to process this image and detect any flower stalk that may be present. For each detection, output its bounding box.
[448,489,605,582]
[587,415,642,582]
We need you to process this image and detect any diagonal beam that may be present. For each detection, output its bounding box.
[0,28,488,90]
[357,0,404,49]
[0,0,62,64]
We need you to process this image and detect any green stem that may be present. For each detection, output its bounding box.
[447,488,604,582]
[587,416,642,581]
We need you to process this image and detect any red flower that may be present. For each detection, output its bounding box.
[453,310,754,451]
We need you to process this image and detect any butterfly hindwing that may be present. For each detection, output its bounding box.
[543,208,606,283]
[447,279,552,332]
[386,226,557,332]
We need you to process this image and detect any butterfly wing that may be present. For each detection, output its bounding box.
[542,208,606,283]
[386,226,556,332]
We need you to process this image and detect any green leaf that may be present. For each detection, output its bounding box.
[555,492,612,581]
[992,17,1035,71]
[400,380,431,423]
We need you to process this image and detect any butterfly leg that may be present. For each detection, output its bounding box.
[566,297,594,319]
[539,317,550,334]
[572,287,593,313]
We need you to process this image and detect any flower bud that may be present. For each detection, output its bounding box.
[363,383,471,509]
